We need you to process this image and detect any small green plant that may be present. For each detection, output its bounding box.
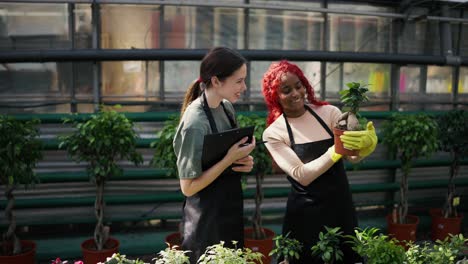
[406,234,468,264]
[237,115,272,240]
[197,241,264,264]
[382,113,438,224]
[59,107,143,250]
[99,253,148,264]
[0,116,42,255]
[154,244,190,264]
[311,227,344,264]
[336,82,369,131]
[150,115,180,176]
[346,227,406,264]
[438,110,468,218]
[269,232,302,263]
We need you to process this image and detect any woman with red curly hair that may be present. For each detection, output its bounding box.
[262,61,375,264]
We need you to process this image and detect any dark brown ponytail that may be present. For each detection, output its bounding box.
[180,47,247,117]
[181,80,202,117]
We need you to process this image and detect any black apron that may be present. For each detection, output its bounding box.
[181,93,244,263]
[282,105,361,264]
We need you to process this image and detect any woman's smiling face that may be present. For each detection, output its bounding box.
[277,72,306,117]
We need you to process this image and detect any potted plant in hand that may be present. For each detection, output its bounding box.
[59,107,143,264]
[237,114,275,264]
[150,115,182,247]
[311,227,344,264]
[382,113,438,244]
[197,241,263,264]
[346,227,406,264]
[430,109,468,241]
[333,82,370,156]
[269,232,302,264]
[0,116,42,264]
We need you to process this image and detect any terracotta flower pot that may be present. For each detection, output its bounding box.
[244,227,275,264]
[333,128,359,156]
[0,240,36,264]
[430,208,463,242]
[386,214,419,246]
[81,237,119,264]
[165,232,182,248]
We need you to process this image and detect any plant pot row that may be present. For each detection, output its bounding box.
[386,208,463,245]
[0,238,120,264]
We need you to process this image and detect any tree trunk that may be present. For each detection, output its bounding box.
[399,171,409,224]
[444,152,458,218]
[94,180,109,251]
[3,185,21,255]
[252,173,266,239]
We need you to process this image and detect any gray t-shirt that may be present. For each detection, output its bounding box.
[173,97,236,179]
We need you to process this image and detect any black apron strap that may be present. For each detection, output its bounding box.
[202,92,219,133]
[284,104,333,149]
[220,101,237,129]
[202,92,236,132]
[283,114,296,149]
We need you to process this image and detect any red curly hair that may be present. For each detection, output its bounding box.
[262,60,328,125]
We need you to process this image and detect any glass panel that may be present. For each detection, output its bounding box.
[214,8,244,48]
[101,61,160,103]
[399,65,423,110]
[459,67,468,94]
[325,62,390,110]
[458,11,468,56]
[74,4,92,49]
[458,67,468,106]
[400,66,421,93]
[398,8,439,55]
[249,61,321,101]
[0,62,94,113]
[0,3,70,50]
[328,3,392,53]
[427,66,452,94]
[163,61,199,100]
[248,8,323,50]
[101,5,161,49]
[164,6,191,49]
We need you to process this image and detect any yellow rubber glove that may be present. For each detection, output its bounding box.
[328,145,342,163]
[340,121,378,158]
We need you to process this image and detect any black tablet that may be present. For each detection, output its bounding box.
[201,126,255,170]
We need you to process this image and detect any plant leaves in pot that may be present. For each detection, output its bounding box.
[59,106,143,264]
[0,116,42,264]
[334,82,370,156]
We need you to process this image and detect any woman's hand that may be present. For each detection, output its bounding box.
[232,155,254,172]
[226,136,256,163]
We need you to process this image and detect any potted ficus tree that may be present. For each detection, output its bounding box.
[268,232,302,264]
[333,82,369,156]
[237,114,275,264]
[311,227,344,264]
[430,109,468,241]
[150,115,182,247]
[59,107,143,264]
[382,113,438,243]
[0,116,42,264]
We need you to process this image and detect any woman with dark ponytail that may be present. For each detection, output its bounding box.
[173,47,256,263]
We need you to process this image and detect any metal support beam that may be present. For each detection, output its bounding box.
[2,49,467,66]
[91,0,101,112]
